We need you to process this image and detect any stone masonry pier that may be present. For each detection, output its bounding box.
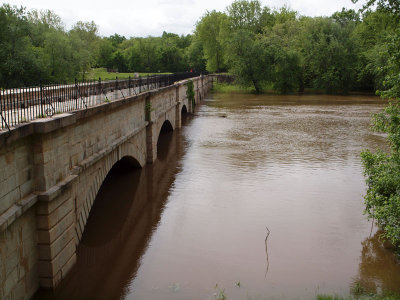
[0,75,213,300]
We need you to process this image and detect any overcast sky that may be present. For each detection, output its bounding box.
[2,0,365,37]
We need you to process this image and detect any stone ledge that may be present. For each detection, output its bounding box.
[32,113,76,134]
[0,193,37,232]
[36,175,78,203]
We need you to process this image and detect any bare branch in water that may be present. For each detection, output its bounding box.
[265,226,270,278]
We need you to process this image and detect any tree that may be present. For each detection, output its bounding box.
[107,33,126,48]
[96,38,115,69]
[263,9,302,93]
[352,0,400,17]
[185,35,207,71]
[225,30,275,93]
[381,31,400,98]
[274,49,301,94]
[43,29,75,81]
[352,9,398,92]
[227,0,264,33]
[299,17,358,93]
[195,10,228,72]
[0,4,40,87]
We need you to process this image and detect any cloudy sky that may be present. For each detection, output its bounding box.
[2,0,365,37]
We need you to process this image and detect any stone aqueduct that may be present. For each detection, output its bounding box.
[0,75,214,299]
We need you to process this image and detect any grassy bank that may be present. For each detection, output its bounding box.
[211,82,377,96]
[87,68,172,81]
[212,82,275,93]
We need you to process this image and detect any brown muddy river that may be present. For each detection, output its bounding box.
[42,93,400,300]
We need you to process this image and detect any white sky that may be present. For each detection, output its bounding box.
[2,0,365,37]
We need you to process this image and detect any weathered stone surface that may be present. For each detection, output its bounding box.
[0,208,39,300]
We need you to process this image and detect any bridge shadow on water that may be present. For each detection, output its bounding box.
[34,115,193,300]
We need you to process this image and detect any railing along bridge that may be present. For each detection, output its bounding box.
[0,72,203,131]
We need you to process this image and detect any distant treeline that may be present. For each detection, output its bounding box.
[1,0,399,96]
[196,0,400,95]
[0,4,205,88]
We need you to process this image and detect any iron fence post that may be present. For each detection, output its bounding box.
[116,76,118,100]
[128,76,131,96]
[75,78,78,109]
[40,81,44,117]
[99,77,102,102]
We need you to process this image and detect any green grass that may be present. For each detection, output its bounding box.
[211,82,275,94]
[87,68,172,81]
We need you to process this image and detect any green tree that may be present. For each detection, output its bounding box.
[274,49,301,93]
[379,29,400,99]
[0,4,40,87]
[195,10,228,72]
[299,17,358,93]
[69,21,100,76]
[107,33,126,48]
[43,29,75,81]
[96,38,115,69]
[185,35,207,71]
[225,30,275,93]
[227,0,264,33]
[263,9,302,93]
[353,9,398,92]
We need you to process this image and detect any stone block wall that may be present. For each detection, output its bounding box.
[0,138,34,217]
[0,208,38,300]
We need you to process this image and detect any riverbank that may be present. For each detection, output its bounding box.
[212,82,272,93]
[212,82,376,96]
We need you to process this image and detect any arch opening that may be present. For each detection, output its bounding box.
[80,156,142,247]
[160,119,173,133]
[181,105,188,115]
[157,120,174,160]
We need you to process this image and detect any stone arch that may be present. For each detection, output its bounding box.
[80,156,141,247]
[155,119,174,147]
[157,120,175,161]
[75,150,144,245]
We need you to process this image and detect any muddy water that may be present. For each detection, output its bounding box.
[47,93,400,300]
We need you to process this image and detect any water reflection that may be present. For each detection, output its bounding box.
[352,231,400,295]
[35,118,190,300]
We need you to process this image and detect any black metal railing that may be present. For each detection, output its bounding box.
[0,72,202,131]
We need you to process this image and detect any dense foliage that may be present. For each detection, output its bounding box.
[361,104,400,247]
[353,0,400,247]
[195,0,399,94]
